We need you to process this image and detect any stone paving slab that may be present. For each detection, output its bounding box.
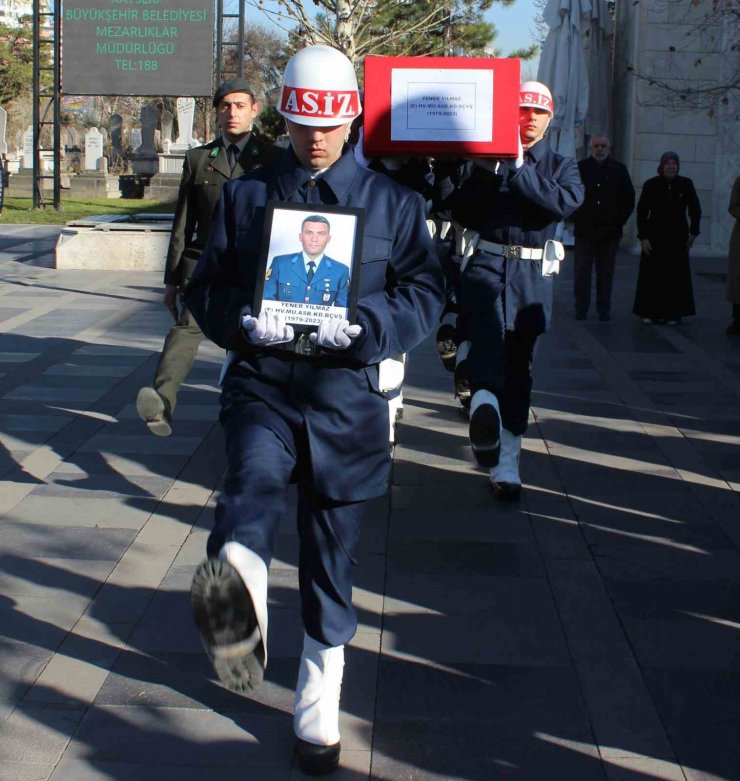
[1,239,740,779]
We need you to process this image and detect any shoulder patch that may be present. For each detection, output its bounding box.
[265,268,272,280]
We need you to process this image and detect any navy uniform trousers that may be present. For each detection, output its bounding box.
[208,391,363,647]
[460,253,538,436]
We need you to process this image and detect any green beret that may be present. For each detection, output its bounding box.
[213,79,256,107]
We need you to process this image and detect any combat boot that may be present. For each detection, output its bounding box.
[490,428,522,500]
[190,541,269,692]
[294,633,344,775]
[469,389,501,468]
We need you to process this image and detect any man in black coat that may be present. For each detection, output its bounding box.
[571,135,635,321]
[136,79,281,436]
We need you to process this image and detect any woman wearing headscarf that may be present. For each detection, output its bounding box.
[633,151,701,324]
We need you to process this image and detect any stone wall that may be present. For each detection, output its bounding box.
[613,0,739,256]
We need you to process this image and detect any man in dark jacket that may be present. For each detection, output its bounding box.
[186,45,444,775]
[136,79,282,436]
[571,135,635,321]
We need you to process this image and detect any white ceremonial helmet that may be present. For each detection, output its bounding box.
[277,45,362,127]
[519,81,554,115]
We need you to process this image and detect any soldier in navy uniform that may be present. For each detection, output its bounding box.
[185,46,443,775]
[264,214,350,306]
[440,81,584,500]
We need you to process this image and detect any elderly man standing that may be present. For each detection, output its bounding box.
[136,79,281,436]
[185,45,444,775]
[571,134,635,321]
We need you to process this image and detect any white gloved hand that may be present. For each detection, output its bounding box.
[308,318,362,351]
[515,135,524,169]
[241,309,294,345]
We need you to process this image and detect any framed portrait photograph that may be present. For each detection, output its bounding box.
[253,203,365,333]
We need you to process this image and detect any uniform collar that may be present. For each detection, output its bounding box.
[524,138,548,162]
[269,146,358,203]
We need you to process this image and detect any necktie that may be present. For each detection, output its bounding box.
[306,261,316,282]
[227,144,239,171]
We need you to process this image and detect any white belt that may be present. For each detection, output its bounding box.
[478,240,543,260]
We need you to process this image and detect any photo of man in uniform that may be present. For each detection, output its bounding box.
[263,214,350,307]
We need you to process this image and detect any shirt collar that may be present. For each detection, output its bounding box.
[302,251,324,268]
[221,132,251,154]
[269,146,359,203]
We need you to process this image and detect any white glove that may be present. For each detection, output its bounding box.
[515,135,524,169]
[308,318,362,350]
[241,310,294,345]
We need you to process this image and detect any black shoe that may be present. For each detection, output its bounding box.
[435,323,458,373]
[574,312,587,321]
[454,360,471,405]
[469,398,501,468]
[726,321,740,336]
[491,481,522,501]
[190,558,264,692]
[295,739,341,775]
[136,387,172,437]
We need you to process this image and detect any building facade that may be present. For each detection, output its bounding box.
[613,0,739,255]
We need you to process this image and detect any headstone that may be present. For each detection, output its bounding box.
[0,107,7,156]
[174,97,198,149]
[84,126,104,171]
[22,126,34,168]
[161,109,174,144]
[129,128,142,152]
[110,113,125,168]
[139,104,157,156]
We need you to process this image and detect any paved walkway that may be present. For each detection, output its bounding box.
[0,226,739,781]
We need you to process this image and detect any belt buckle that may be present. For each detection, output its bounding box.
[294,332,321,357]
[506,245,522,259]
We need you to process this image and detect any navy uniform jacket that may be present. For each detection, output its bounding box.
[439,139,584,334]
[264,252,349,306]
[185,147,444,501]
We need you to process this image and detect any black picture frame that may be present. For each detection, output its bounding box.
[253,202,365,334]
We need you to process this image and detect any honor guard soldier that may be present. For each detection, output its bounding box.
[264,214,350,306]
[136,79,281,436]
[440,81,584,500]
[185,46,444,774]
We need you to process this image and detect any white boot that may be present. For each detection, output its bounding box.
[294,632,344,774]
[489,428,522,500]
[220,542,269,667]
[190,541,269,692]
[469,389,502,468]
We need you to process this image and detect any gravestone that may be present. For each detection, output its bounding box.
[0,107,7,156]
[129,128,142,152]
[84,127,104,171]
[22,126,34,168]
[161,109,174,145]
[173,97,198,150]
[132,104,159,174]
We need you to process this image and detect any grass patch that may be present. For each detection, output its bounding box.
[1,197,176,225]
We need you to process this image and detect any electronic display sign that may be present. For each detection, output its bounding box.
[62,0,214,96]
